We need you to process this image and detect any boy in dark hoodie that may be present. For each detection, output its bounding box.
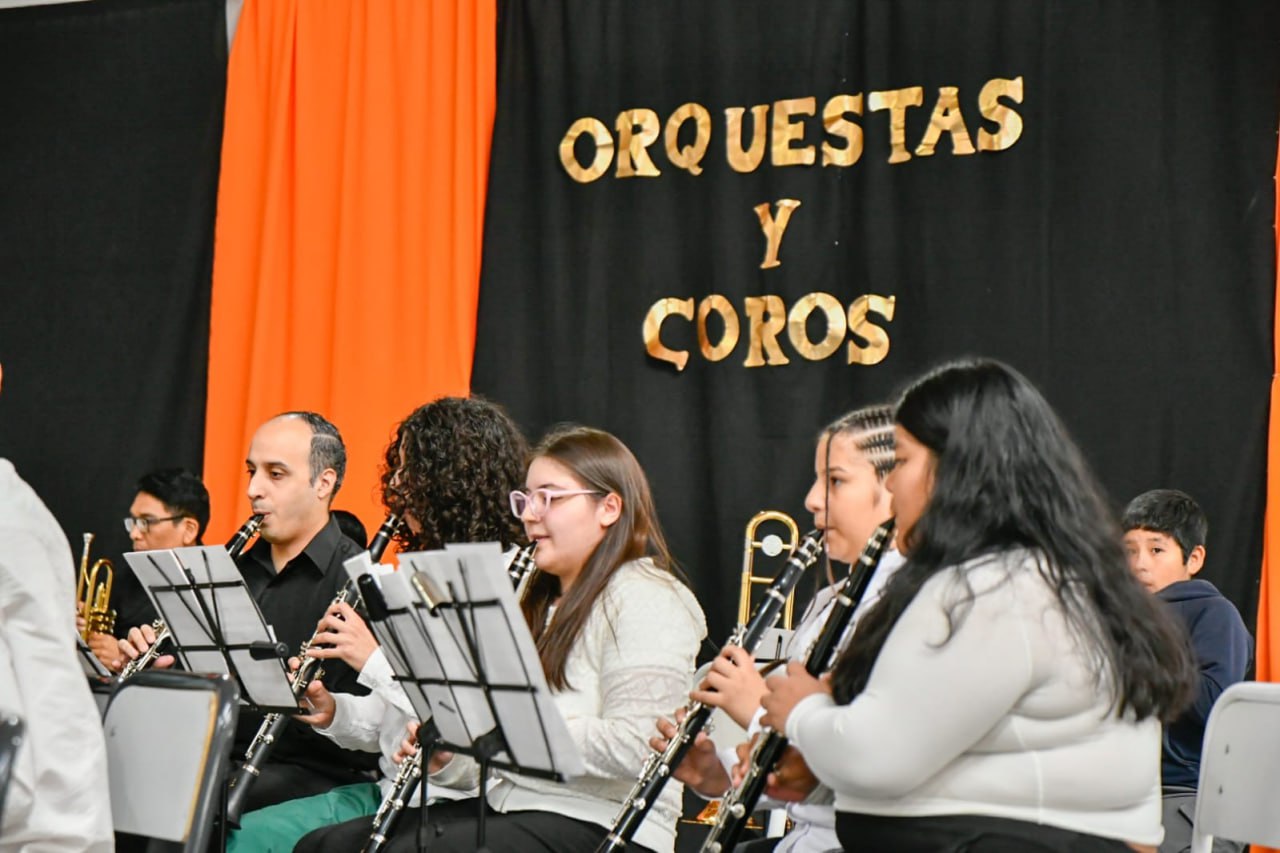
[1122,489,1252,853]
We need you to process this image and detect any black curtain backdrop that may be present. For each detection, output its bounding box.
[473,0,1280,647]
[0,0,224,570]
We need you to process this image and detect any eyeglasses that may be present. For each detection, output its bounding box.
[509,488,603,519]
[123,515,186,534]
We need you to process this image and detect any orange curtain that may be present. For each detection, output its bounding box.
[1254,131,1280,853]
[204,0,497,540]
[1259,133,1280,685]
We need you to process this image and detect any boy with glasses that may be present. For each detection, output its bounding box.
[83,467,210,672]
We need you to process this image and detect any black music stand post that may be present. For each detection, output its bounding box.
[345,544,584,852]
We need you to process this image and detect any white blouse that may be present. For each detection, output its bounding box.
[786,549,1164,846]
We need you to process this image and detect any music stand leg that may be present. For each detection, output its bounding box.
[475,755,490,852]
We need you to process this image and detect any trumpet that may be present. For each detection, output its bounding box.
[120,513,263,680]
[77,533,115,641]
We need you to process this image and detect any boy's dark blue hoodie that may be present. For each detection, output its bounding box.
[1157,578,1253,788]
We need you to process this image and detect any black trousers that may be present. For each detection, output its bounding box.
[294,798,660,853]
[836,812,1135,852]
[241,760,366,814]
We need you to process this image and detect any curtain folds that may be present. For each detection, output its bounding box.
[204,0,497,537]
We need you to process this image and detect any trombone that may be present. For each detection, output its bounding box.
[738,510,800,630]
[690,510,802,830]
[77,532,115,641]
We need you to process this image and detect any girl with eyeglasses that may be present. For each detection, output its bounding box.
[347,425,705,853]
[758,359,1197,853]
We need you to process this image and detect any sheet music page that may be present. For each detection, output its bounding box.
[125,551,209,670]
[172,546,272,644]
[408,544,584,778]
[393,550,496,749]
[342,551,375,585]
[227,649,297,708]
[126,546,296,708]
[371,568,440,722]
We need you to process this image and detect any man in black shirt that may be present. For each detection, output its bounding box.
[122,411,377,810]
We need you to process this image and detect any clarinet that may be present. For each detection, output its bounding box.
[596,532,825,853]
[120,514,263,680]
[225,513,401,825]
[700,519,895,853]
[362,541,538,853]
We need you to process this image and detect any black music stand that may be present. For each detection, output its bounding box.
[124,546,297,714]
[346,544,584,852]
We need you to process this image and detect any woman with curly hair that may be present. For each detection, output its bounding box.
[380,395,527,553]
[360,425,706,853]
[231,396,529,853]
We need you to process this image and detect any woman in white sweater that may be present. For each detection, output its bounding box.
[759,359,1197,852]
[311,425,706,853]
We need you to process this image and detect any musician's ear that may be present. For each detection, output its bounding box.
[596,492,622,528]
[179,516,199,546]
[314,467,338,502]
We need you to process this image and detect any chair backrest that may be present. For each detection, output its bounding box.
[88,675,115,720]
[102,671,238,853]
[0,715,24,828]
[1190,681,1280,853]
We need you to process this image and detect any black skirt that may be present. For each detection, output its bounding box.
[835,811,1137,852]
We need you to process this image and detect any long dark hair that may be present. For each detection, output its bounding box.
[380,396,527,551]
[521,425,677,691]
[830,359,1195,722]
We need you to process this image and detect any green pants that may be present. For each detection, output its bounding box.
[228,781,381,853]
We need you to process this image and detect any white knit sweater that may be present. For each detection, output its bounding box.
[786,549,1164,846]
[430,558,706,853]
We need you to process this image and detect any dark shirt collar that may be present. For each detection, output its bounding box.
[245,514,345,577]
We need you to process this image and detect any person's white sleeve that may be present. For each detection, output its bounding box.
[358,646,416,717]
[319,691,386,752]
[785,567,1034,798]
[429,752,482,791]
[564,583,704,781]
[0,530,113,852]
